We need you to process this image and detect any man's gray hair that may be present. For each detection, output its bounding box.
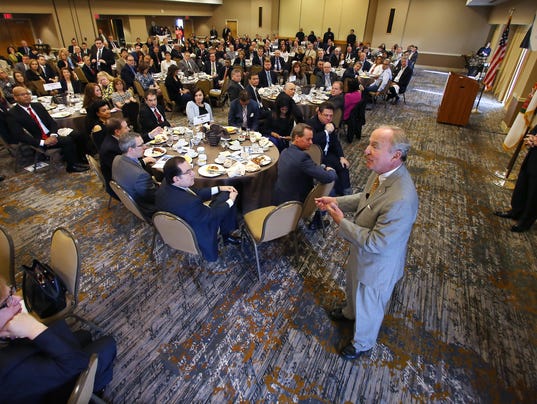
[380,125,411,161]
[118,132,141,154]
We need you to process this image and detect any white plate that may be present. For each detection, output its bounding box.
[51,111,72,118]
[144,147,166,158]
[228,144,241,151]
[250,155,272,166]
[199,164,225,177]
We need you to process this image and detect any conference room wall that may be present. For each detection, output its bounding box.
[278,0,370,44]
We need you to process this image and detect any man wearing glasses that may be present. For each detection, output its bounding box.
[112,132,158,220]
[156,156,241,262]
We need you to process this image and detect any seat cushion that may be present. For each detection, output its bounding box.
[243,206,276,241]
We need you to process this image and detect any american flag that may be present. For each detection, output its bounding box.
[483,15,511,90]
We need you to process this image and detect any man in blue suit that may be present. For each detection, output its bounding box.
[227,90,260,130]
[316,125,419,360]
[155,156,241,262]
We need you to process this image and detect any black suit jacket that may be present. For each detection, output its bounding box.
[227,99,260,130]
[307,115,345,159]
[227,81,245,102]
[155,181,235,261]
[258,69,278,88]
[391,65,413,93]
[270,56,286,71]
[139,104,170,139]
[273,144,337,205]
[92,47,115,74]
[10,103,58,146]
[203,61,223,78]
[82,64,97,83]
[60,79,82,94]
[120,65,136,89]
[315,71,338,88]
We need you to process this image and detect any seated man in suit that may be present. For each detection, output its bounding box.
[342,61,364,81]
[227,68,245,103]
[81,55,97,83]
[203,52,223,89]
[37,55,58,83]
[179,52,200,74]
[258,58,278,88]
[273,123,337,205]
[270,50,287,81]
[307,102,351,196]
[328,80,345,111]
[251,47,265,66]
[315,62,338,90]
[155,156,241,262]
[228,90,260,131]
[386,57,413,104]
[14,55,31,74]
[112,132,158,220]
[99,118,156,198]
[138,90,168,142]
[9,86,89,173]
[0,276,117,403]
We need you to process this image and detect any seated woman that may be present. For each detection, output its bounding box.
[287,61,308,87]
[82,82,103,109]
[110,77,138,129]
[97,71,115,102]
[6,46,22,67]
[56,48,76,71]
[368,55,384,77]
[343,79,362,121]
[135,62,159,94]
[0,276,117,403]
[85,99,111,152]
[164,64,193,110]
[59,67,82,95]
[12,71,29,92]
[186,87,213,126]
[302,56,315,75]
[25,59,45,83]
[343,79,365,142]
[261,93,294,151]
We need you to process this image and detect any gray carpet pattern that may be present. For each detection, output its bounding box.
[1,68,536,403]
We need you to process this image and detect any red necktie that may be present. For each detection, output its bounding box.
[154,108,163,124]
[27,107,48,139]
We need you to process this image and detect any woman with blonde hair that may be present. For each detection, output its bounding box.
[97,71,115,101]
[56,47,76,71]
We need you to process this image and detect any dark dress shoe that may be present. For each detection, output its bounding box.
[329,308,353,322]
[223,234,241,245]
[494,210,515,219]
[511,224,531,233]
[66,165,89,173]
[340,343,370,360]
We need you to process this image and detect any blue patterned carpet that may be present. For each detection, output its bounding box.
[1,68,536,403]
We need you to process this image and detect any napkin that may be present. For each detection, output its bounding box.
[226,162,246,178]
[57,128,73,137]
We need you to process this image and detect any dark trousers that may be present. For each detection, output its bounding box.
[511,149,537,227]
[209,191,238,236]
[323,153,351,195]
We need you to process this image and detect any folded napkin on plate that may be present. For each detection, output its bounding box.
[57,128,73,136]
[152,155,172,169]
[226,162,246,178]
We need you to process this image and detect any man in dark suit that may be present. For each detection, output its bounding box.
[246,72,264,110]
[68,38,78,55]
[315,62,339,89]
[99,118,130,197]
[91,38,115,75]
[0,282,117,403]
[222,25,232,42]
[156,156,241,262]
[273,123,337,205]
[14,55,31,73]
[322,28,334,46]
[120,55,137,90]
[138,90,169,141]
[80,42,91,58]
[258,59,278,88]
[228,90,260,130]
[495,125,537,232]
[358,52,372,72]
[328,80,345,111]
[9,86,88,173]
[37,55,58,83]
[203,53,223,88]
[342,61,364,81]
[227,68,245,102]
[346,29,357,46]
[307,102,351,196]
[17,40,33,57]
[386,57,413,104]
[270,50,287,78]
[316,125,419,360]
[112,132,158,220]
[81,56,97,83]
[408,45,419,67]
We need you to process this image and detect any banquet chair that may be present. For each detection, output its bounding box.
[152,212,202,262]
[242,201,302,279]
[209,77,230,109]
[309,73,318,85]
[0,226,15,288]
[369,85,390,108]
[109,180,157,250]
[301,181,334,237]
[29,80,48,96]
[74,67,88,84]
[67,354,106,404]
[159,82,176,118]
[332,108,343,129]
[32,227,102,332]
[305,144,322,165]
[86,154,114,209]
[196,79,212,101]
[133,80,146,99]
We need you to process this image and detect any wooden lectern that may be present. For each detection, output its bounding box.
[437,72,480,126]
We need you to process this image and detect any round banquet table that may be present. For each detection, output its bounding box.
[53,108,122,133]
[152,134,280,213]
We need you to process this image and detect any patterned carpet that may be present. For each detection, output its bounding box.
[1,68,536,403]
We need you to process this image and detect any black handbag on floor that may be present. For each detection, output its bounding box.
[22,259,67,318]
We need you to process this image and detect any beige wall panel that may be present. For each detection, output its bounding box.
[128,16,150,43]
[371,0,409,47]
[207,0,254,37]
[339,0,369,43]
[404,0,490,54]
[279,0,302,38]
[322,0,343,40]
[489,0,536,25]
[3,1,55,13]
[300,0,325,42]
[90,0,213,17]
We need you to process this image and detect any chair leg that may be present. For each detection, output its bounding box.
[107,196,112,209]
[403,92,406,104]
[293,231,299,264]
[320,214,327,237]
[150,228,157,257]
[252,242,261,279]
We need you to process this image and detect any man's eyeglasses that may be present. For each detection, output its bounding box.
[180,168,194,176]
[0,287,16,310]
[134,143,145,148]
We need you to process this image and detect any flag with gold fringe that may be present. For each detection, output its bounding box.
[503,82,537,151]
[483,15,511,91]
